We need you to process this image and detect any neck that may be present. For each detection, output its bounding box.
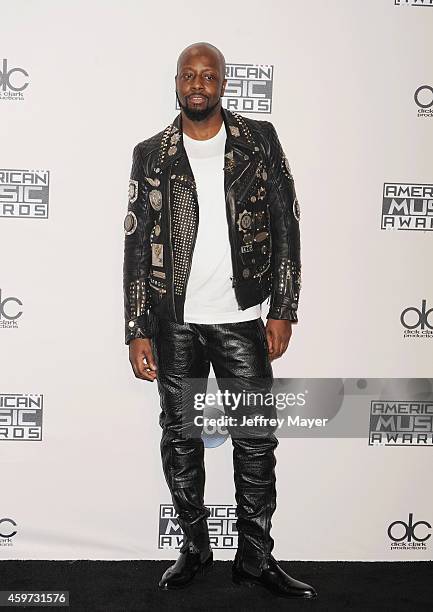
[181,105,224,141]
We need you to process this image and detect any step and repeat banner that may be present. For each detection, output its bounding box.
[1,0,432,561]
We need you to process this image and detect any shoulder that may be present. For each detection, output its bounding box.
[229,112,279,154]
[132,125,171,161]
[232,112,275,139]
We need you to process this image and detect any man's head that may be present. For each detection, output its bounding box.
[175,42,227,122]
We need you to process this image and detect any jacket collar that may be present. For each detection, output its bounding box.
[157,107,257,171]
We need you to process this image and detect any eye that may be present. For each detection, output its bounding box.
[204,74,215,81]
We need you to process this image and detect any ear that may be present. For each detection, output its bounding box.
[221,78,227,96]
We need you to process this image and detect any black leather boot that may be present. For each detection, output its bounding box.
[159,541,213,590]
[232,553,317,598]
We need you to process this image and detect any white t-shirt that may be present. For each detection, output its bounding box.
[182,123,262,324]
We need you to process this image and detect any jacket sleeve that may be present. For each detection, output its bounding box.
[123,144,154,344]
[264,122,301,322]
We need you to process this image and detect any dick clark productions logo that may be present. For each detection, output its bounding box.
[0,289,23,329]
[0,518,17,547]
[0,59,29,100]
[400,300,433,339]
[414,85,433,118]
[388,513,431,551]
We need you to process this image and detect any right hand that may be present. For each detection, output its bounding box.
[129,338,157,381]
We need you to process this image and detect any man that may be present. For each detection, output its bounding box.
[123,42,317,599]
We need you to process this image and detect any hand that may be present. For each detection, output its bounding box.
[265,319,292,361]
[129,338,157,381]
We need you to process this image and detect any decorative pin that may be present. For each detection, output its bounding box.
[243,233,253,244]
[124,211,138,235]
[128,179,138,204]
[254,231,269,242]
[241,244,253,253]
[262,170,268,181]
[229,125,240,137]
[154,224,161,236]
[224,150,236,172]
[168,145,177,156]
[152,243,164,267]
[250,196,257,203]
[145,177,160,187]
[242,268,250,278]
[170,133,180,145]
[149,189,162,211]
[237,210,252,232]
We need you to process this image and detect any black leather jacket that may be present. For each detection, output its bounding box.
[123,108,301,344]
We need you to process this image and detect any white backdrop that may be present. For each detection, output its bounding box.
[1,0,432,561]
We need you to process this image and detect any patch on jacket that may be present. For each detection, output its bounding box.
[152,243,163,267]
[128,180,138,204]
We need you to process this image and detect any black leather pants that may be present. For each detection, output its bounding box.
[151,317,278,573]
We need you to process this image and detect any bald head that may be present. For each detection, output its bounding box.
[176,42,226,78]
[175,42,227,123]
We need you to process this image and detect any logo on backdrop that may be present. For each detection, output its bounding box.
[381,183,433,230]
[0,59,29,101]
[0,394,43,441]
[159,504,237,549]
[0,289,23,329]
[388,514,431,551]
[369,400,433,445]
[400,300,433,339]
[0,169,50,218]
[0,518,17,546]
[414,85,433,118]
[224,64,273,113]
[176,63,274,114]
[394,0,433,6]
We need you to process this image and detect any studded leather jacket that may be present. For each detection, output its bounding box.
[123,107,301,344]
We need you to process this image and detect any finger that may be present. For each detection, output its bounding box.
[273,339,284,360]
[133,357,157,381]
[143,345,157,371]
[266,330,274,356]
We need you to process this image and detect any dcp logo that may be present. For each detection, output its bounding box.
[0,518,17,538]
[414,86,433,109]
[0,59,29,92]
[401,300,433,330]
[0,289,23,321]
[388,513,431,543]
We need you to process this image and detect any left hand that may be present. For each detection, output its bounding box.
[265,319,293,361]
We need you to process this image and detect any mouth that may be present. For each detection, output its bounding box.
[188,95,207,105]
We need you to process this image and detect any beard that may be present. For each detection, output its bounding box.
[176,91,220,122]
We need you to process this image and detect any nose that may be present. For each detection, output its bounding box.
[190,75,205,91]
